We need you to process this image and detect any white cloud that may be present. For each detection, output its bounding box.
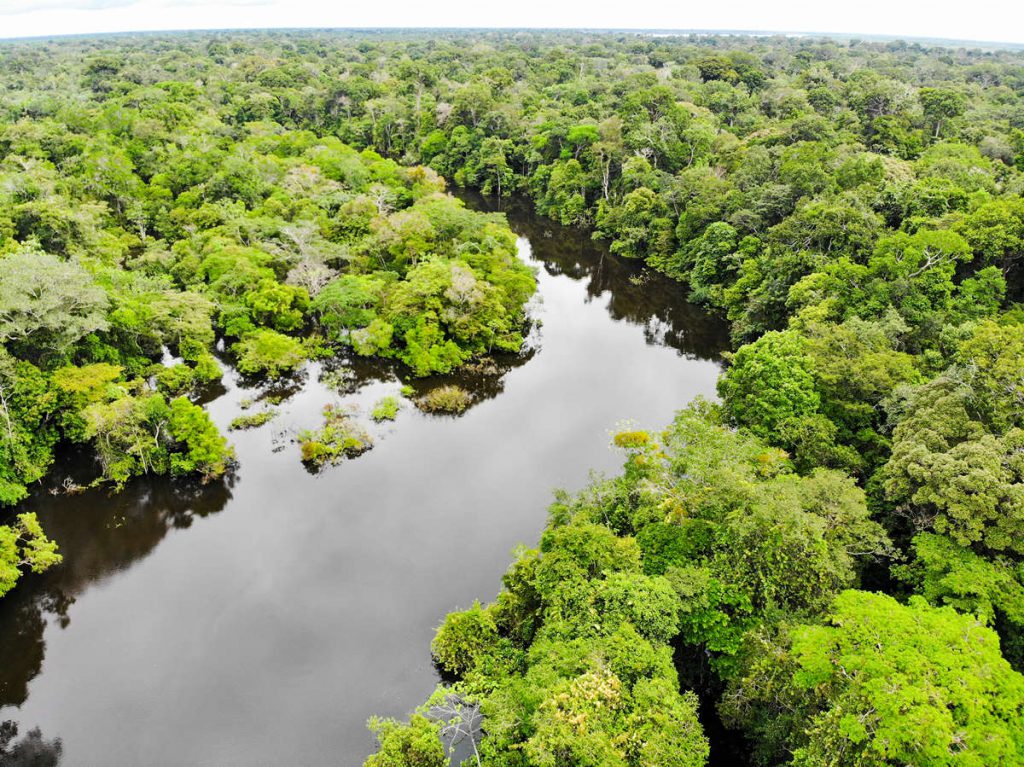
[0,0,135,13]
[0,0,1020,45]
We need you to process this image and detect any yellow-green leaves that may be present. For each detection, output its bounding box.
[0,512,62,598]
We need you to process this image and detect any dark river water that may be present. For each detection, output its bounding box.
[0,194,728,766]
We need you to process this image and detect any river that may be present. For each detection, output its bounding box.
[0,193,728,765]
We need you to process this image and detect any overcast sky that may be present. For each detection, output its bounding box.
[0,0,1020,45]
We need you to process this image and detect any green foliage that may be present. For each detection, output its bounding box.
[897,533,1024,629]
[723,591,1024,766]
[81,392,169,486]
[919,87,967,138]
[418,530,708,767]
[228,410,277,430]
[953,197,1024,268]
[0,512,62,598]
[955,320,1024,431]
[370,396,400,422]
[298,404,372,467]
[313,274,390,338]
[51,362,123,440]
[592,571,680,644]
[0,350,58,505]
[153,363,197,397]
[596,187,675,263]
[583,408,886,674]
[233,329,307,378]
[2,347,230,503]
[522,665,707,767]
[415,385,473,414]
[718,330,822,451]
[882,351,1024,553]
[431,601,499,677]
[364,715,445,767]
[166,397,234,480]
[244,279,310,332]
[312,194,534,376]
[81,390,233,487]
[801,318,922,470]
[789,229,995,346]
[0,248,109,363]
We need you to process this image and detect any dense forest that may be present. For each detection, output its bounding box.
[2,28,1024,766]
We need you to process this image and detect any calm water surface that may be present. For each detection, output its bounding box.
[0,195,728,765]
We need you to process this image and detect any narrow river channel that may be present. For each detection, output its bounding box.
[0,193,728,765]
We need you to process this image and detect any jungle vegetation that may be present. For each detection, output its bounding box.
[2,28,1024,765]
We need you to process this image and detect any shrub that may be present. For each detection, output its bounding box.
[370,395,400,422]
[298,405,372,467]
[364,715,445,767]
[228,410,277,430]
[431,601,499,677]
[415,384,472,414]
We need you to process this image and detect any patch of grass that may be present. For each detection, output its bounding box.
[370,396,401,422]
[416,385,473,414]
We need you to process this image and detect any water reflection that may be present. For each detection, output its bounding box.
[321,346,539,418]
[456,190,730,360]
[0,464,233,708]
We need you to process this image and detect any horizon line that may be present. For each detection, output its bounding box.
[1,26,1022,50]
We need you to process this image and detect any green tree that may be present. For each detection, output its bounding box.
[233,329,307,378]
[0,248,109,362]
[883,328,1024,553]
[0,512,62,598]
[0,349,58,505]
[431,602,499,677]
[363,715,445,767]
[723,590,1024,767]
[718,330,822,445]
[919,87,967,139]
[167,396,234,480]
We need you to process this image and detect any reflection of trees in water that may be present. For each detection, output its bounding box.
[0,721,62,767]
[0,587,71,707]
[312,326,538,419]
[400,349,537,416]
[0,469,233,710]
[455,190,730,360]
